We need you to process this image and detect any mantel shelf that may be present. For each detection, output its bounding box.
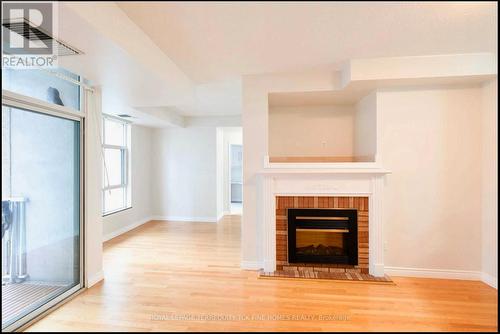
[268,156,374,163]
[262,156,391,175]
[259,168,391,175]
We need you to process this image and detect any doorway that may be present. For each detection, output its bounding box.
[216,127,242,219]
[229,144,243,214]
[1,96,84,331]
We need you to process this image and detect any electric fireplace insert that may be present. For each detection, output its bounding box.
[287,208,358,265]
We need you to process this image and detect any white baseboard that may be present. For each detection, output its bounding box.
[152,215,217,223]
[86,270,104,288]
[481,272,498,289]
[385,266,481,280]
[241,261,263,270]
[102,216,154,242]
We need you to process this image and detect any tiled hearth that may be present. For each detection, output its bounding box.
[258,195,391,282]
[260,264,392,282]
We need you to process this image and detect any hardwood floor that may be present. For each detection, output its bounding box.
[27,216,498,332]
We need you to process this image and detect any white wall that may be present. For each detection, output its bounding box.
[242,67,494,276]
[242,72,339,267]
[354,92,377,161]
[103,125,154,239]
[151,127,218,221]
[481,79,498,288]
[268,105,355,157]
[185,115,241,127]
[379,87,482,272]
[84,88,103,287]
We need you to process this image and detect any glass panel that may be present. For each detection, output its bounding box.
[2,68,80,111]
[104,188,125,214]
[104,118,125,146]
[103,148,123,187]
[1,105,81,330]
[296,229,346,256]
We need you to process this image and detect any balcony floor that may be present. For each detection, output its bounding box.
[2,281,67,328]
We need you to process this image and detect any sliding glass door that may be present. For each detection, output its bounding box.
[1,102,83,331]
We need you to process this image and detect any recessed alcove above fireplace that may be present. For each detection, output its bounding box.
[268,90,378,164]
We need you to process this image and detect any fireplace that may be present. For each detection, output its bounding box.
[287,208,358,265]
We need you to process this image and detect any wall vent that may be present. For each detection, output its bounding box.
[117,114,134,118]
[2,17,83,56]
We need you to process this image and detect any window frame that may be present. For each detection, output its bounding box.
[102,115,131,216]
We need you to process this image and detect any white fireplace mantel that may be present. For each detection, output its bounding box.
[257,164,391,277]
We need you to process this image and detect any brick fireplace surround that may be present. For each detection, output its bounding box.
[275,196,369,273]
[259,194,391,282]
[255,165,391,281]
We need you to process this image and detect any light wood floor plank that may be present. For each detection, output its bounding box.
[27,216,498,332]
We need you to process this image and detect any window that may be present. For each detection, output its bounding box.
[2,68,81,111]
[102,116,131,215]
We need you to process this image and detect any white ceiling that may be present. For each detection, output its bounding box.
[57,4,194,126]
[57,2,242,126]
[268,75,495,107]
[54,2,496,125]
[118,2,498,83]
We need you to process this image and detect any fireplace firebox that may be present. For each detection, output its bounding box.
[287,209,358,265]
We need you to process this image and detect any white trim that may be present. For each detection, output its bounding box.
[241,261,263,270]
[102,113,132,125]
[369,176,385,277]
[263,155,388,171]
[260,168,391,175]
[385,266,481,280]
[371,263,385,277]
[101,117,131,215]
[481,272,498,289]
[102,216,154,242]
[103,143,128,150]
[259,172,387,277]
[261,176,276,273]
[102,184,128,192]
[42,68,91,90]
[152,216,218,223]
[216,212,225,222]
[2,89,85,120]
[228,142,233,211]
[86,270,104,288]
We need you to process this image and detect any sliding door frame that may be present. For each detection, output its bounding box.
[1,89,86,332]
